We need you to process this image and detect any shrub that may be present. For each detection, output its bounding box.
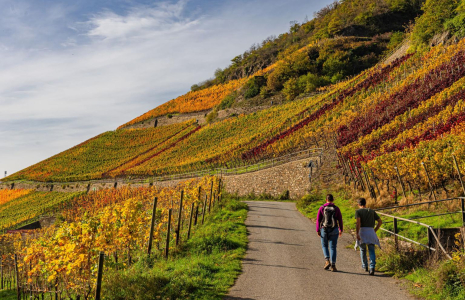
[282,78,301,100]
[244,76,267,99]
[278,190,290,200]
[297,192,322,210]
[218,92,237,110]
[205,109,218,123]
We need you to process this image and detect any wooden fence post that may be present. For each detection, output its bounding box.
[1,257,3,290]
[453,154,465,196]
[369,168,380,195]
[208,192,213,213]
[362,168,376,199]
[194,205,199,226]
[95,252,104,300]
[202,195,208,225]
[147,197,158,255]
[422,162,437,201]
[462,198,465,228]
[209,180,214,211]
[427,227,434,255]
[176,191,184,246]
[394,166,407,202]
[165,209,172,259]
[393,218,398,251]
[187,203,195,240]
[14,254,19,300]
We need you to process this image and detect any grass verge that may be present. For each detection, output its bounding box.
[102,196,248,300]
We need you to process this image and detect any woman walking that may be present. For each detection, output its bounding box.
[355,198,382,275]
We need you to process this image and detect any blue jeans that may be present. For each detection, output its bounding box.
[320,227,339,264]
[360,243,376,269]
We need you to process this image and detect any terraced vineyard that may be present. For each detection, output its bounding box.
[0,189,82,231]
[1,177,218,298]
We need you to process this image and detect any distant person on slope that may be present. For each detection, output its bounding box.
[355,198,382,276]
[316,194,343,272]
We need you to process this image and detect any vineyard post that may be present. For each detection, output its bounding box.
[394,166,407,202]
[202,195,207,224]
[147,197,158,255]
[208,192,213,213]
[460,198,465,226]
[393,217,398,251]
[360,167,373,196]
[422,162,437,201]
[176,191,184,246]
[210,180,214,206]
[352,162,365,191]
[336,152,348,177]
[349,160,361,189]
[95,252,104,300]
[14,254,19,300]
[369,168,380,195]
[165,209,172,259]
[187,203,194,240]
[0,258,2,290]
[452,155,465,195]
[344,158,356,184]
[194,205,199,226]
[357,166,366,191]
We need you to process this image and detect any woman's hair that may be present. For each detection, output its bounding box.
[326,194,334,202]
[357,198,366,206]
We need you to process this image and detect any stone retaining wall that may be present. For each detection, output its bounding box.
[0,158,315,199]
[223,158,312,199]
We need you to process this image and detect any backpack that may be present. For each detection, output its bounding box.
[320,206,337,230]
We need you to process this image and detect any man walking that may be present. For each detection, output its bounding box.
[355,198,382,275]
[316,194,343,272]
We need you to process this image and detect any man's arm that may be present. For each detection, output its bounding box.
[316,207,322,236]
[337,207,343,236]
[374,218,382,232]
[356,218,361,240]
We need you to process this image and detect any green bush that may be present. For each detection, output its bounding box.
[282,78,300,100]
[278,190,290,200]
[445,11,465,38]
[244,76,267,99]
[296,192,322,210]
[218,92,237,110]
[205,109,218,123]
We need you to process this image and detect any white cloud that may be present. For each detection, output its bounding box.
[85,1,195,40]
[0,0,332,177]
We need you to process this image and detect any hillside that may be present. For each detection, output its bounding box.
[7,40,465,191]
[4,0,465,299]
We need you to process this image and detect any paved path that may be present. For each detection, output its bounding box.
[225,201,414,300]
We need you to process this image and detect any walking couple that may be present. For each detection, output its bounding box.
[316,195,382,275]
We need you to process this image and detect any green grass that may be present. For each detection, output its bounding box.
[102,197,248,300]
[0,290,17,300]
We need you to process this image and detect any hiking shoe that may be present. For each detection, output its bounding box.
[364,266,368,272]
[324,260,331,270]
[369,268,375,276]
[331,264,338,272]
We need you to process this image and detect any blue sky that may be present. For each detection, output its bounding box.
[0,0,332,177]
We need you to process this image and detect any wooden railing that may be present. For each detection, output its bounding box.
[375,197,465,259]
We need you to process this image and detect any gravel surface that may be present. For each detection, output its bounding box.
[225,201,414,300]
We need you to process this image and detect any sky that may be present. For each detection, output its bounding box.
[0,0,333,177]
